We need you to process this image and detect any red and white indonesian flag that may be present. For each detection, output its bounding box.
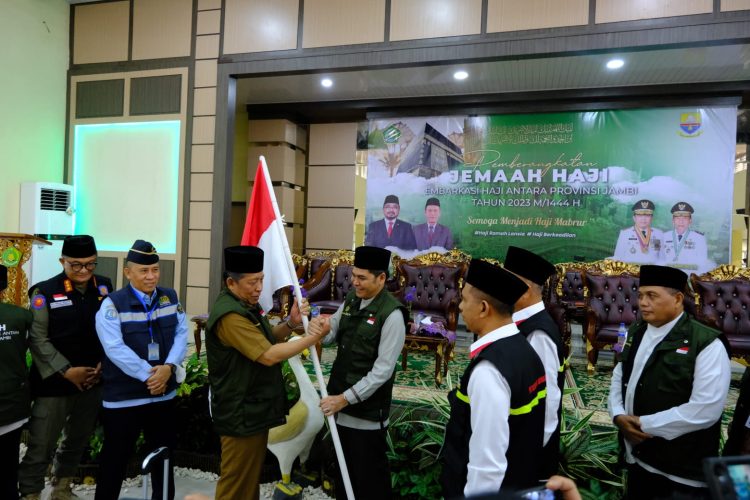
[240,160,295,313]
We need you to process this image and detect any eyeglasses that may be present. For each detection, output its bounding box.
[66,261,97,271]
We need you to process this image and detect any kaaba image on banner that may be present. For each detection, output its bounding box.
[397,123,463,179]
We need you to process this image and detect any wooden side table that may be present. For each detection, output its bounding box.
[401,334,454,386]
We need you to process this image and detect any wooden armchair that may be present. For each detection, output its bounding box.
[268,254,308,320]
[544,272,572,358]
[582,260,641,373]
[554,262,589,325]
[301,250,356,315]
[690,265,750,365]
[397,249,470,333]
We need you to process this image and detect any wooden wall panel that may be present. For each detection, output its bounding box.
[722,0,750,11]
[596,0,712,23]
[308,123,357,165]
[223,0,299,54]
[303,0,385,48]
[488,0,588,32]
[307,166,356,207]
[132,0,192,60]
[73,1,130,64]
[306,208,355,250]
[390,0,481,41]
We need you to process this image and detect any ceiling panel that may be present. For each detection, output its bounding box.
[236,44,750,105]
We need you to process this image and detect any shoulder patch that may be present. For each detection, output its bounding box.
[104,308,118,321]
[31,295,47,310]
[177,303,184,314]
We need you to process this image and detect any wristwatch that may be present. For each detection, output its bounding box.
[58,365,71,377]
[166,363,176,374]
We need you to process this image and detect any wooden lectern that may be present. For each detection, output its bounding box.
[0,233,51,308]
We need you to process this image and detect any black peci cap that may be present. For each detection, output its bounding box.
[465,259,529,306]
[354,246,391,271]
[224,246,264,274]
[503,246,556,286]
[383,194,400,206]
[61,235,97,258]
[639,265,688,291]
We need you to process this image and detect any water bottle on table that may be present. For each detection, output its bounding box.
[616,322,627,353]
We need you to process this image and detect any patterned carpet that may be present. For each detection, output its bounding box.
[305,343,744,433]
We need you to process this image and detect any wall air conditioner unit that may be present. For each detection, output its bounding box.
[19,182,75,286]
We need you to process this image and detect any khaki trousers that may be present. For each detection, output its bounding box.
[215,432,268,500]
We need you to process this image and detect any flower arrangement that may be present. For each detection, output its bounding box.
[404,286,417,313]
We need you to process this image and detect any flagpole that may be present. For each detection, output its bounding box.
[259,156,355,500]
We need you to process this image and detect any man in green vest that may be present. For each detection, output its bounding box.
[608,264,730,499]
[206,246,323,500]
[0,264,33,499]
[308,245,408,499]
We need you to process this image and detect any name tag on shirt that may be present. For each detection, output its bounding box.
[50,300,73,309]
[148,342,160,361]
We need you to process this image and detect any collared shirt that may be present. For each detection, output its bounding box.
[95,285,188,409]
[322,295,406,430]
[465,323,519,496]
[513,301,560,446]
[608,313,730,487]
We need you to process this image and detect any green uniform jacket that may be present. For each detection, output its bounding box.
[620,314,726,481]
[327,288,408,422]
[206,289,286,437]
[0,303,33,427]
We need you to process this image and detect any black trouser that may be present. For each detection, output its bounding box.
[0,427,23,500]
[334,424,392,500]
[95,400,176,500]
[627,464,709,500]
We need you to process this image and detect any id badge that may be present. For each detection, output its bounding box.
[148,342,160,361]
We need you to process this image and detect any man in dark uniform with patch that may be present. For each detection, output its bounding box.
[94,240,187,500]
[19,235,112,500]
[608,265,730,499]
[503,246,565,478]
[441,259,547,498]
[0,264,33,499]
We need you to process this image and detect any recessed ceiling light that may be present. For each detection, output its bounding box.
[606,59,624,70]
[321,78,333,88]
[453,70,469,80]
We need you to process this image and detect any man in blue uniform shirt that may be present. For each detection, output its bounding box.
[94,240,187,500]
[19,235,112,500]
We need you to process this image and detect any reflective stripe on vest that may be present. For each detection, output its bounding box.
[455,388,547,416]
[118,304,178,323]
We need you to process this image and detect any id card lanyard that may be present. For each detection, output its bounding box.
[133,288,160,361]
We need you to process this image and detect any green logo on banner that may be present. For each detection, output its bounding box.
[383,125,402,144]
[1,247,22,267]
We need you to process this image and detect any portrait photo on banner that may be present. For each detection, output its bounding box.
[363,108,737,272]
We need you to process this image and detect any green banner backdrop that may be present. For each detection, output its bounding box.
[365,107,737,273]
